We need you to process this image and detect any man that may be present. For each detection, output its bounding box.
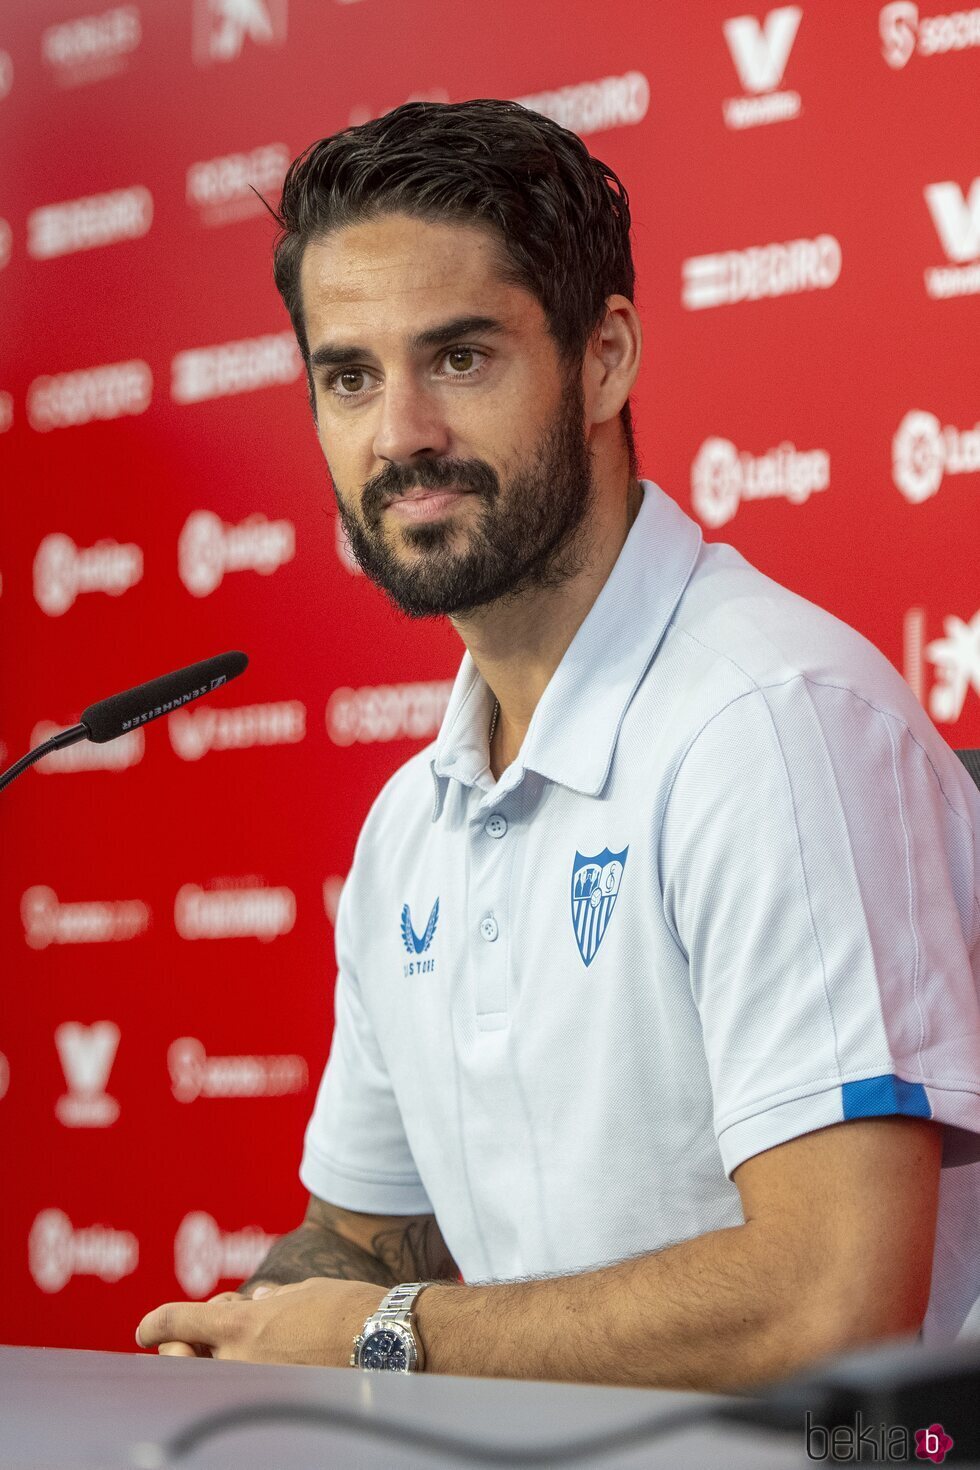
[137,99,980,1388]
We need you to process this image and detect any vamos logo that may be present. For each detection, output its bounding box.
[171,331,301,404]
[174,1212,277,1298]
[178,509,294,597]
[22,886,150,949]
[682,234,841,310]
[515,70,650,137]
[168,1037,307,1103]
[186,143,290,227]
[691,437,830,527]
[174,881,296,942]
[29,1209,137,1293]
[42,6,141,86]
[923,178,980,298]
[326,680,453,746]
[892,408,980,502]
[880,1,980,67]
[905,605,980,724]
[33,532,143,616]
[31,720,144,773]
[55,1021,120,1127]
[28,186,152,260]
[169,699,305,761]
[192,0,287,66]
[27,359,152,431]
[722,6,803,129]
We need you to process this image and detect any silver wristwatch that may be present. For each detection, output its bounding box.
[350,1281,433,1372]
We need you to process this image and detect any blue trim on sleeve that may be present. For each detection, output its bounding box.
[841,1074,932,1121]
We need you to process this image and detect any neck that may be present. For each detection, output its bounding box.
[452,477,643,778]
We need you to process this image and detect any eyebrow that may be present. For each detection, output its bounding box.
[308,315,509,372]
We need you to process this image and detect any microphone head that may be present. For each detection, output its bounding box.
[81,651,248,743]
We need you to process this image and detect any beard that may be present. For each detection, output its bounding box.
[332,370,597,619]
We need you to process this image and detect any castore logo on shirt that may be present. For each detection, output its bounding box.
[401,898,439,977]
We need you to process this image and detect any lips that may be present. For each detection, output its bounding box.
[387,484,470,503]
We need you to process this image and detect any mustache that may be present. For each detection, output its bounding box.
[361,460,500,524]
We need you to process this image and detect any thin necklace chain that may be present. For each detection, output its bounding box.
[489,698,500,745]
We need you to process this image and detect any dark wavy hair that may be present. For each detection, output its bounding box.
[271,98,638,478]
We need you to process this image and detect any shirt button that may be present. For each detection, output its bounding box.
[484,814,508,839]
[480,915,499,943]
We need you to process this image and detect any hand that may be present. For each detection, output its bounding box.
[156,1290,242,1357]
[137,1277,387,1366]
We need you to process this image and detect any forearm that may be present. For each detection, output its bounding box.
[416,1221,860,1392]
[241,1220,398,1293]
[241,1202,459,1296]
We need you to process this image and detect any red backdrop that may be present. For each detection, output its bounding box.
[1,0,978,1352]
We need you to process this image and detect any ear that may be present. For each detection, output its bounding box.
[582,295,642,428]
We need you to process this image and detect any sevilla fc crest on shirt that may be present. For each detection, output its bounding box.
[571,847,628,967]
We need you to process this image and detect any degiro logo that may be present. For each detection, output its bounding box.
[892,409,980,501]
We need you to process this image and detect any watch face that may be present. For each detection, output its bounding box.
[361,1329,410,1371]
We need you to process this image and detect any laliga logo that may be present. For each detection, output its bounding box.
[29,1208,138,1294]
[33,532,143,616]
[892,409,980,502]
[174,1212,277,1298]
[691,437,830,527]
[55,1021,120,1127]
[178,510,295,597]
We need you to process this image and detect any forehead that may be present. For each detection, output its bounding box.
[298,212,542,344]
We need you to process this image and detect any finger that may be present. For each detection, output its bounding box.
[137,1301,228,1350]
[157,1341,197,1357]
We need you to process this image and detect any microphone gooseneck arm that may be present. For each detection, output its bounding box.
[0,724,87,794]
[0,650,248,795]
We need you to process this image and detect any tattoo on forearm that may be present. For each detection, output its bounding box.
[240,1213,459,1295]
[240,1222,396,1292]
[370,1219,458,1283]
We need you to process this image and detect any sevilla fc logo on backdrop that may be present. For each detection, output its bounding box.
[571,848,628,967]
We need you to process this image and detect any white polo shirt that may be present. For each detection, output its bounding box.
[301,480,980,1343]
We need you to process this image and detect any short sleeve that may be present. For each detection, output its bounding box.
[300,878,434,1215]
[660,677,980,1178]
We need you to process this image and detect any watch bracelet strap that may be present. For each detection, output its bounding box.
[373,1280,433,1323]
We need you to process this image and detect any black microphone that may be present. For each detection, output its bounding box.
[0,651,248,793]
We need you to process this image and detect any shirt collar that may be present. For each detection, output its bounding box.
[430,480,703,811]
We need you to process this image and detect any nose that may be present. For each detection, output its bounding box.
[372,372,453,465]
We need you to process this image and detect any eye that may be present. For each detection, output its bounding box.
[330,368,374,399]
[445,348,478,373]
